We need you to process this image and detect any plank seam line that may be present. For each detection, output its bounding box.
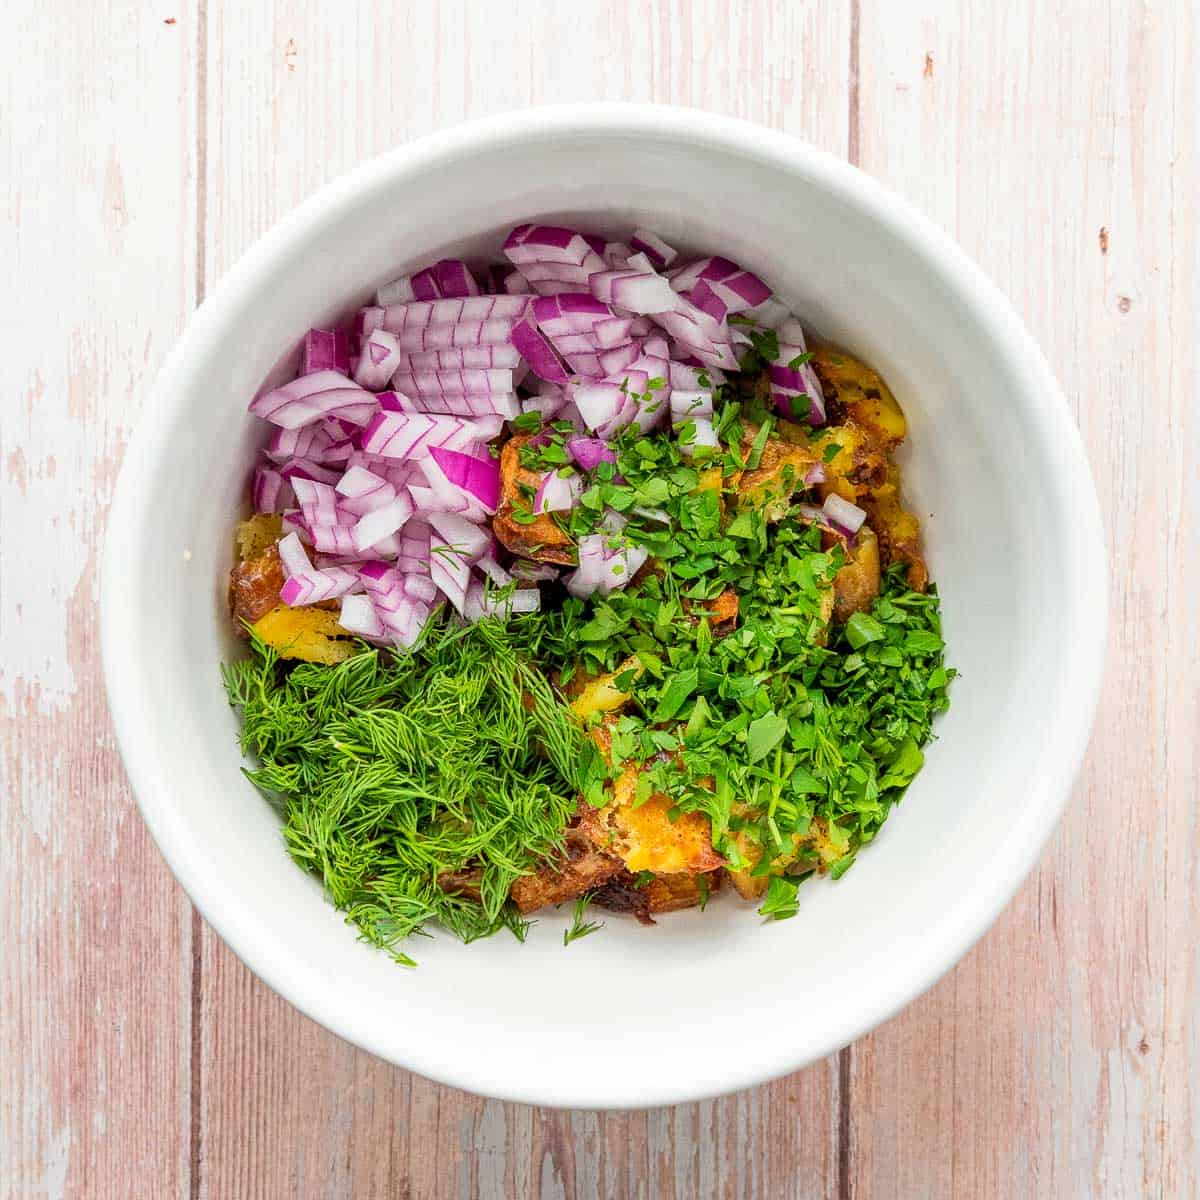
[189,0,209,1196]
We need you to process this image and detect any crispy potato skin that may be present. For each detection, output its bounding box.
[437,867,484,903]
[229,543,285,626]
[492,435,576,565]
[831,526,881,622]
[509,819,623,914]
[590,868,722,924]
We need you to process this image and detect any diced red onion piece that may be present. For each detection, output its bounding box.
[427,511,491,563]
[280,565,359,607]
[678,417,720,458]
[335,465,397,515]
[279,458,342,487]
[249,370,376,429]
[804,463,827,487]
[629,228,677,268]
[589,269,677,314]
[301,329,352,376]
[350,492,413,554]
[823,493,867,537]
[566,436,617,471]
[504,225,595,267]
[511,559,560,582]
[396,345,522,371]
[511,318,570,383]
[339,593,385,638]
[353,329,404,390]
[426,446,500,513]
[430,530,472,614]
[376,275,416,306]
[277,531,314,579]
[533,470,583,514]
[253,465,289,513]
[476,555,513,587]
[670,389,713,425]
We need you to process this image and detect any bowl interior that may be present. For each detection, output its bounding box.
[104,112,1103,1107]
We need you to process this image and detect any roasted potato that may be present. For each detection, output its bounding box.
[492,434,576,565]
[735,427,820,519]
[590,868,722,924]
[859,462,928,591]
[809,343,907,449]
[831,526,881,622]
[229,543,286,626]
[567,655,640,721]
[235,513,284,559]
[509,818,623,914]
[251,604,358,665]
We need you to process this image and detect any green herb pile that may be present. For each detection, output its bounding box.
[222,619,598,963]
[224,384,953,957]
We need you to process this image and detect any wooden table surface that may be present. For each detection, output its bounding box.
[3,2,1197,1196]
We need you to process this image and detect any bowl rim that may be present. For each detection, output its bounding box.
[101,102,1107,1108]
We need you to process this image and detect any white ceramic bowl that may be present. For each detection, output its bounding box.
[102,105,1105,1108]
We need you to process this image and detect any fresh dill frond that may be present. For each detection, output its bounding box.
[223,618,588,963]
[562,893,604,945]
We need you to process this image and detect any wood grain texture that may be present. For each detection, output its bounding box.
[847,3,1199,1197]
[1,0,1196,1196]
[0,3,201,1197]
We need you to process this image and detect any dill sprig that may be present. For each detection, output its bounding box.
[221,619,592,964]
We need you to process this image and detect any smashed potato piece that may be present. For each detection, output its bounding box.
[229,544,286,627]
[437,867,483,903]
[582,725,723,875]
[646,869,721,913]
[509,820,623,915]
[695,588,739,635]
[251,604,358,665]
[724,810,851,899]
[810,343,907,448]
[860,462,928,591]
[568,655,640,721]
[831,526,881,622]
[591,868,722,924]
[492,435,576,565]
[235,513,284,560]
[735,428,819,519]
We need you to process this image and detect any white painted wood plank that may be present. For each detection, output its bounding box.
[848,2,1199,1196]
[0,2,201,1196]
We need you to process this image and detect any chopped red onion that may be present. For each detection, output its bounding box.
[678,417,720,458]
[669,389,713,425]
[426,447,500,513]
[252,465,289,513]
[822,493,867,537]
[566,436,617,471]
[629,228,677,269]
[249,370,376,429]
[533,470,583,514]
[511,318,570,383]
[350,492,413,555]
[427,511,491,562]
[353,329,405,390]
[511,560,560,582]
[430,530,472,614]
[339,593,385,638]
[476,555,513,587]
[334,466,396,515]
[503,225,596,268]
[301,329,352,376]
